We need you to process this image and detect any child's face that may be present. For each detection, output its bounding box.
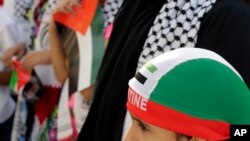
[125,114,188,141]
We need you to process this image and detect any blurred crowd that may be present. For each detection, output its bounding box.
[0,0,250,141]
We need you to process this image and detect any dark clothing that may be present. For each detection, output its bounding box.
[78,0,250,141]
[197,0,250,87]
[0,108,14,141]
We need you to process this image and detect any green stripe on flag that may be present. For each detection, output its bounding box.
[9,70,18,92]
[90,5,105,84]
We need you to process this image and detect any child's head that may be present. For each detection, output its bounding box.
[125,48,250,141]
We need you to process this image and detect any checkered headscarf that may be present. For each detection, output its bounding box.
[14,0,33,20]
[137,0,217,70]
[102,0,123,29]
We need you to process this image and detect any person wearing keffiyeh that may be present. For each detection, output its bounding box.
[78,0,250,141]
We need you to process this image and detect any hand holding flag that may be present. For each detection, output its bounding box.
[53,0,98,35]
[9,59,31,94]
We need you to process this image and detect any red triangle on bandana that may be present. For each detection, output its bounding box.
[53,0,98,35]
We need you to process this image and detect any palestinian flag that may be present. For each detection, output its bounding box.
[53,0,98,35]
[76,5,104,91]
[9,60,31,94]
[127,48,250,140]
[57,5,105,141]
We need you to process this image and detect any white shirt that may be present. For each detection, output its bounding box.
[32,0,61,87]
[0,7,29,123]
[0,7,16,123]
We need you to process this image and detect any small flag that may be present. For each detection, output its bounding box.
[9,60,31,94]
[53,0,98,35]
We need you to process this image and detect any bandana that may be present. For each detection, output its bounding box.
[127,48,250,140]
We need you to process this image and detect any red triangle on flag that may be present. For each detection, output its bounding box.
[53,0,98,35]
[12,60,31,91]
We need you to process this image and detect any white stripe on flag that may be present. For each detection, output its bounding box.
[57,79,73,140]
[76,28,93,91]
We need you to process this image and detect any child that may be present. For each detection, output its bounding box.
[125,48,250,141]
[49,0,105,140]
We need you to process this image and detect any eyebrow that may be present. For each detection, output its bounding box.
[131,115,152,130]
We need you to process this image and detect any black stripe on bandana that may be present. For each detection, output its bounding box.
[135,72,147,85]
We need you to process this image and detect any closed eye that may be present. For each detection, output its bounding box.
[131,116,151,132]
[137,120,150,132]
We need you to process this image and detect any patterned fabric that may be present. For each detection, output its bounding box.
[14,0,33,20]
[2,0,32,21]
[40,107,58,141]
[28,0,58,50]
[102,0,123,29]
[11,94,29,141]
[28,0,48,50]
[28,0,62,86]
[128,48,250,140]
[137,0,216,70]
[10,1,61,141]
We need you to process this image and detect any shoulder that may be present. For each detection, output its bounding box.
[197,0,250,88]
[199,0,250,37]
[202,0,250,26]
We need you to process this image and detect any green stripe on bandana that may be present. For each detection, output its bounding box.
[150,58,250,124]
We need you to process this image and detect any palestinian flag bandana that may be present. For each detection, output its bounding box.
[127,48,250,140]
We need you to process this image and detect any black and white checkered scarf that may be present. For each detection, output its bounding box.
[137,0,217,70]
[14,0,33,20]
[102,0,123,29]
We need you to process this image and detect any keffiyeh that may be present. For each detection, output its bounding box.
[137,0,216,70]
[102,0,123,29]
